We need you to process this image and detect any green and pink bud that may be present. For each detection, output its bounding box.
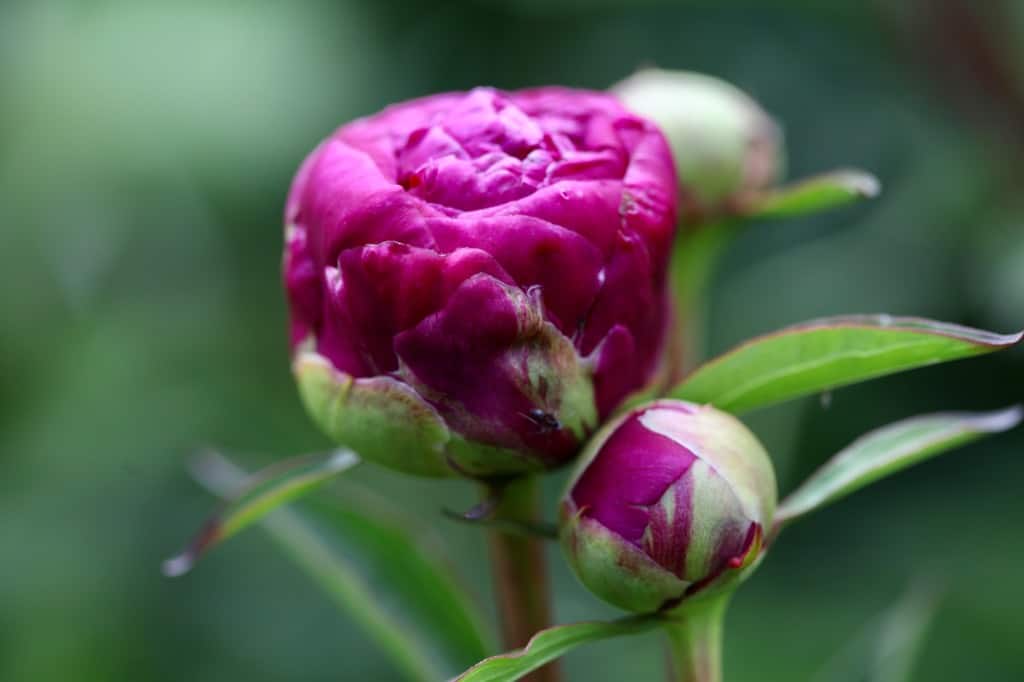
[613,69,783,222]
[560,400,776,613]
[285,87,680,478]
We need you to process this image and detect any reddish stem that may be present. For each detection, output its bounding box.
[486,475,560,682]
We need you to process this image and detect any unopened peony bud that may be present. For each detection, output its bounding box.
[285,87,679,478]
[613,69,783,221]
[560,400,776,613]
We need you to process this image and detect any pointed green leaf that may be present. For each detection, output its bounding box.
[776,407,1022,527]
[742,169,880,219]
[183,451,494,682]
[868,580,943,682]
[670,315,1022,413]
[456,616,663,682]
[163,449,359,576]
[814,579,942,682]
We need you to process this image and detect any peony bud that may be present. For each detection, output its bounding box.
[612,69,783,221]
[284,87,679,478]
[560,400,776,613]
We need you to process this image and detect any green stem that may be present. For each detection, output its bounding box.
[662,595,730,682]
[485,475,560,682]
[670,221,737,377]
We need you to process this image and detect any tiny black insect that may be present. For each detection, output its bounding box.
[522,409,561,432]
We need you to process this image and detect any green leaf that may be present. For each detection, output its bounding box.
[776,407,1022,527]
[163,448,359,576]
[184,451,494,682]
[456,616,663,682]
[867,580,943,682]
[813,579,943,682]
[742,169,880,219]
[670,315,1022,413]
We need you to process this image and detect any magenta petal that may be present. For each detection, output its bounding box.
[589,325,637,418]
[571,408,696,543]
[582,230,669,414]
[316,267,372,377]
[481,180,624,254]
[283,225,322,348]
[427,214,604,335]
[620,119,679,266]
[299,140,438,266]
[409,154,537,210]
[339,92,464,180]
[396,125,468,179]
[334,243,512,374]
[394,274,577,460]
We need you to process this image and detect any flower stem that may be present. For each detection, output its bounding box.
[663,595,730,682]
[485,474,560,682]
[670,221,736,377]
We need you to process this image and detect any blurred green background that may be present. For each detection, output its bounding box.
[2,0,1022,680]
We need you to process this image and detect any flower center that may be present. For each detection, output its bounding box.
[393,88,627,211]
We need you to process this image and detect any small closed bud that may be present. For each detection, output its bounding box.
[560,400,776,613]
[613,69,783,221]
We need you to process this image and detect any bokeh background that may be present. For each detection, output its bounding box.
[2,1,1022,680]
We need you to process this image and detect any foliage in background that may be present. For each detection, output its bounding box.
[1,1,1023,681]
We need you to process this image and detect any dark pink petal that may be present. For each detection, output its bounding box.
[580,232,669,411]
[443,88,545,158]
[588,325,638,417]
[283,225,322,348]
[427,214,604,336]
[571,406,697,543]
[335,243,512,374]
[285,142,323,226]
[316,267,372,378]
[395,274,578,461]
[298,140,438,266]
[478,180,623,254]
[619,119,679,267]
[396,125,468,180]
[547,149,627,182]
[408,154,537,210]
[339,92,465,179]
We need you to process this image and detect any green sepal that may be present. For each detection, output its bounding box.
[295,351,545,478]
[294,351,455,477]
[560,504,689,614]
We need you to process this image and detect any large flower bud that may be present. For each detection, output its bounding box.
[560,400,776,613]
[284,87,679,478]
[613,69,783,222]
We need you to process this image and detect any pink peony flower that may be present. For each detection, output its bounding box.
[285,87,678,477]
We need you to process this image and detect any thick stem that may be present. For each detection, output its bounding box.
[486,475,560,682]
[670,221,736,378]
[663,595,730,682]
